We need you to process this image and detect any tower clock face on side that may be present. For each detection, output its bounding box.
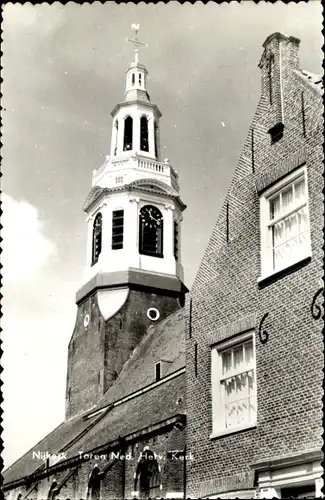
[140,206,163,229]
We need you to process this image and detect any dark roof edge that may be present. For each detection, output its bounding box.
[76,269,188,304]
[83,367,186,420]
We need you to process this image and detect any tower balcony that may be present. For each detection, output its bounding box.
[92,155,179,192]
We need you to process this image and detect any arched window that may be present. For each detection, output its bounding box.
[47,479,58,500]
[114,120,118,156]
[139,73,142,85]
[154,121,159,159]
[139,205,163,258]
[140,116,149,152]
[134,448,161,500]
[132,73,135,85]
[92,213,102,266]
[123,116,133,151]
[86,465,102,500]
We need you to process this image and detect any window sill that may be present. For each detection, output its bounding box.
[210,423,256,440]
[258,255,311,287]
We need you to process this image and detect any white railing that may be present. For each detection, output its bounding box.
[138,159,165,173]
[92,156,179,190]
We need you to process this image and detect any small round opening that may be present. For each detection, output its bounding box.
[83,314,90,327]
[147,307,160,322]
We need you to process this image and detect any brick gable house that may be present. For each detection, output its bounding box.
[185,32,323,499]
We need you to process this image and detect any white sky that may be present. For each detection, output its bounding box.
[2,2,323,469]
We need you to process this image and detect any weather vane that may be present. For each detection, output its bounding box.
[126,24,148,63]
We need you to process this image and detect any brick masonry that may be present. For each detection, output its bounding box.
[66,286,183,419]
[185,33,323,498]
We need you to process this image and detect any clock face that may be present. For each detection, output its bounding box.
[140,206,163,229]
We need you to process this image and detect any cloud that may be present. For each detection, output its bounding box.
[1,193,57,282]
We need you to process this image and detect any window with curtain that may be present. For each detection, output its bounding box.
[91,213,102,266]
[211,332,256,435]
[260,167,311,279]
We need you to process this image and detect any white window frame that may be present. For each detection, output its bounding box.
[210,330,257,438]
[259,165,311,281]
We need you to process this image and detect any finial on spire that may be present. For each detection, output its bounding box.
[126,24,148,63]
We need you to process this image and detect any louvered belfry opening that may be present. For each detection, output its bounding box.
[114,120,118,156]
[123,116,133,151]
[139,205,163,257]
[174,220,179,261]
[92,212,102,266]
[140,116,149,152]
[154,121,159,159]
[112,210,124,250]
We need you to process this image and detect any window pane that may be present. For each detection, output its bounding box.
[282,185,293,211]
[247,369,255,395]
[274,242,286,269]
[222,351,232,376]
[297,206,308,232]
[284,212,298,239]
[236,372,248,399]
[270,195,280,219]
[249,394,257,422]
[273,220,285,246]
[294,177,306,201]
[225,377,236,401]
[225,392,249,428]
[245,342,253,364]
[272,203,309,271]
[285,235,299,264]
[233,345,244,371]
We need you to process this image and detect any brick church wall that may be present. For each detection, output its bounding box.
[5,424,185,500]
[66,288,181,419]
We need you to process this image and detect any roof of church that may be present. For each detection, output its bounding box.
[124,88,151,102]
[3,309,185,487]
[3,413,96,485]
[94,308,185,410]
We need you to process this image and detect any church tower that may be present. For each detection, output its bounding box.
[65,26,187,420]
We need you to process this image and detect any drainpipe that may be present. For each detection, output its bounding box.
[183,446,186,500]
